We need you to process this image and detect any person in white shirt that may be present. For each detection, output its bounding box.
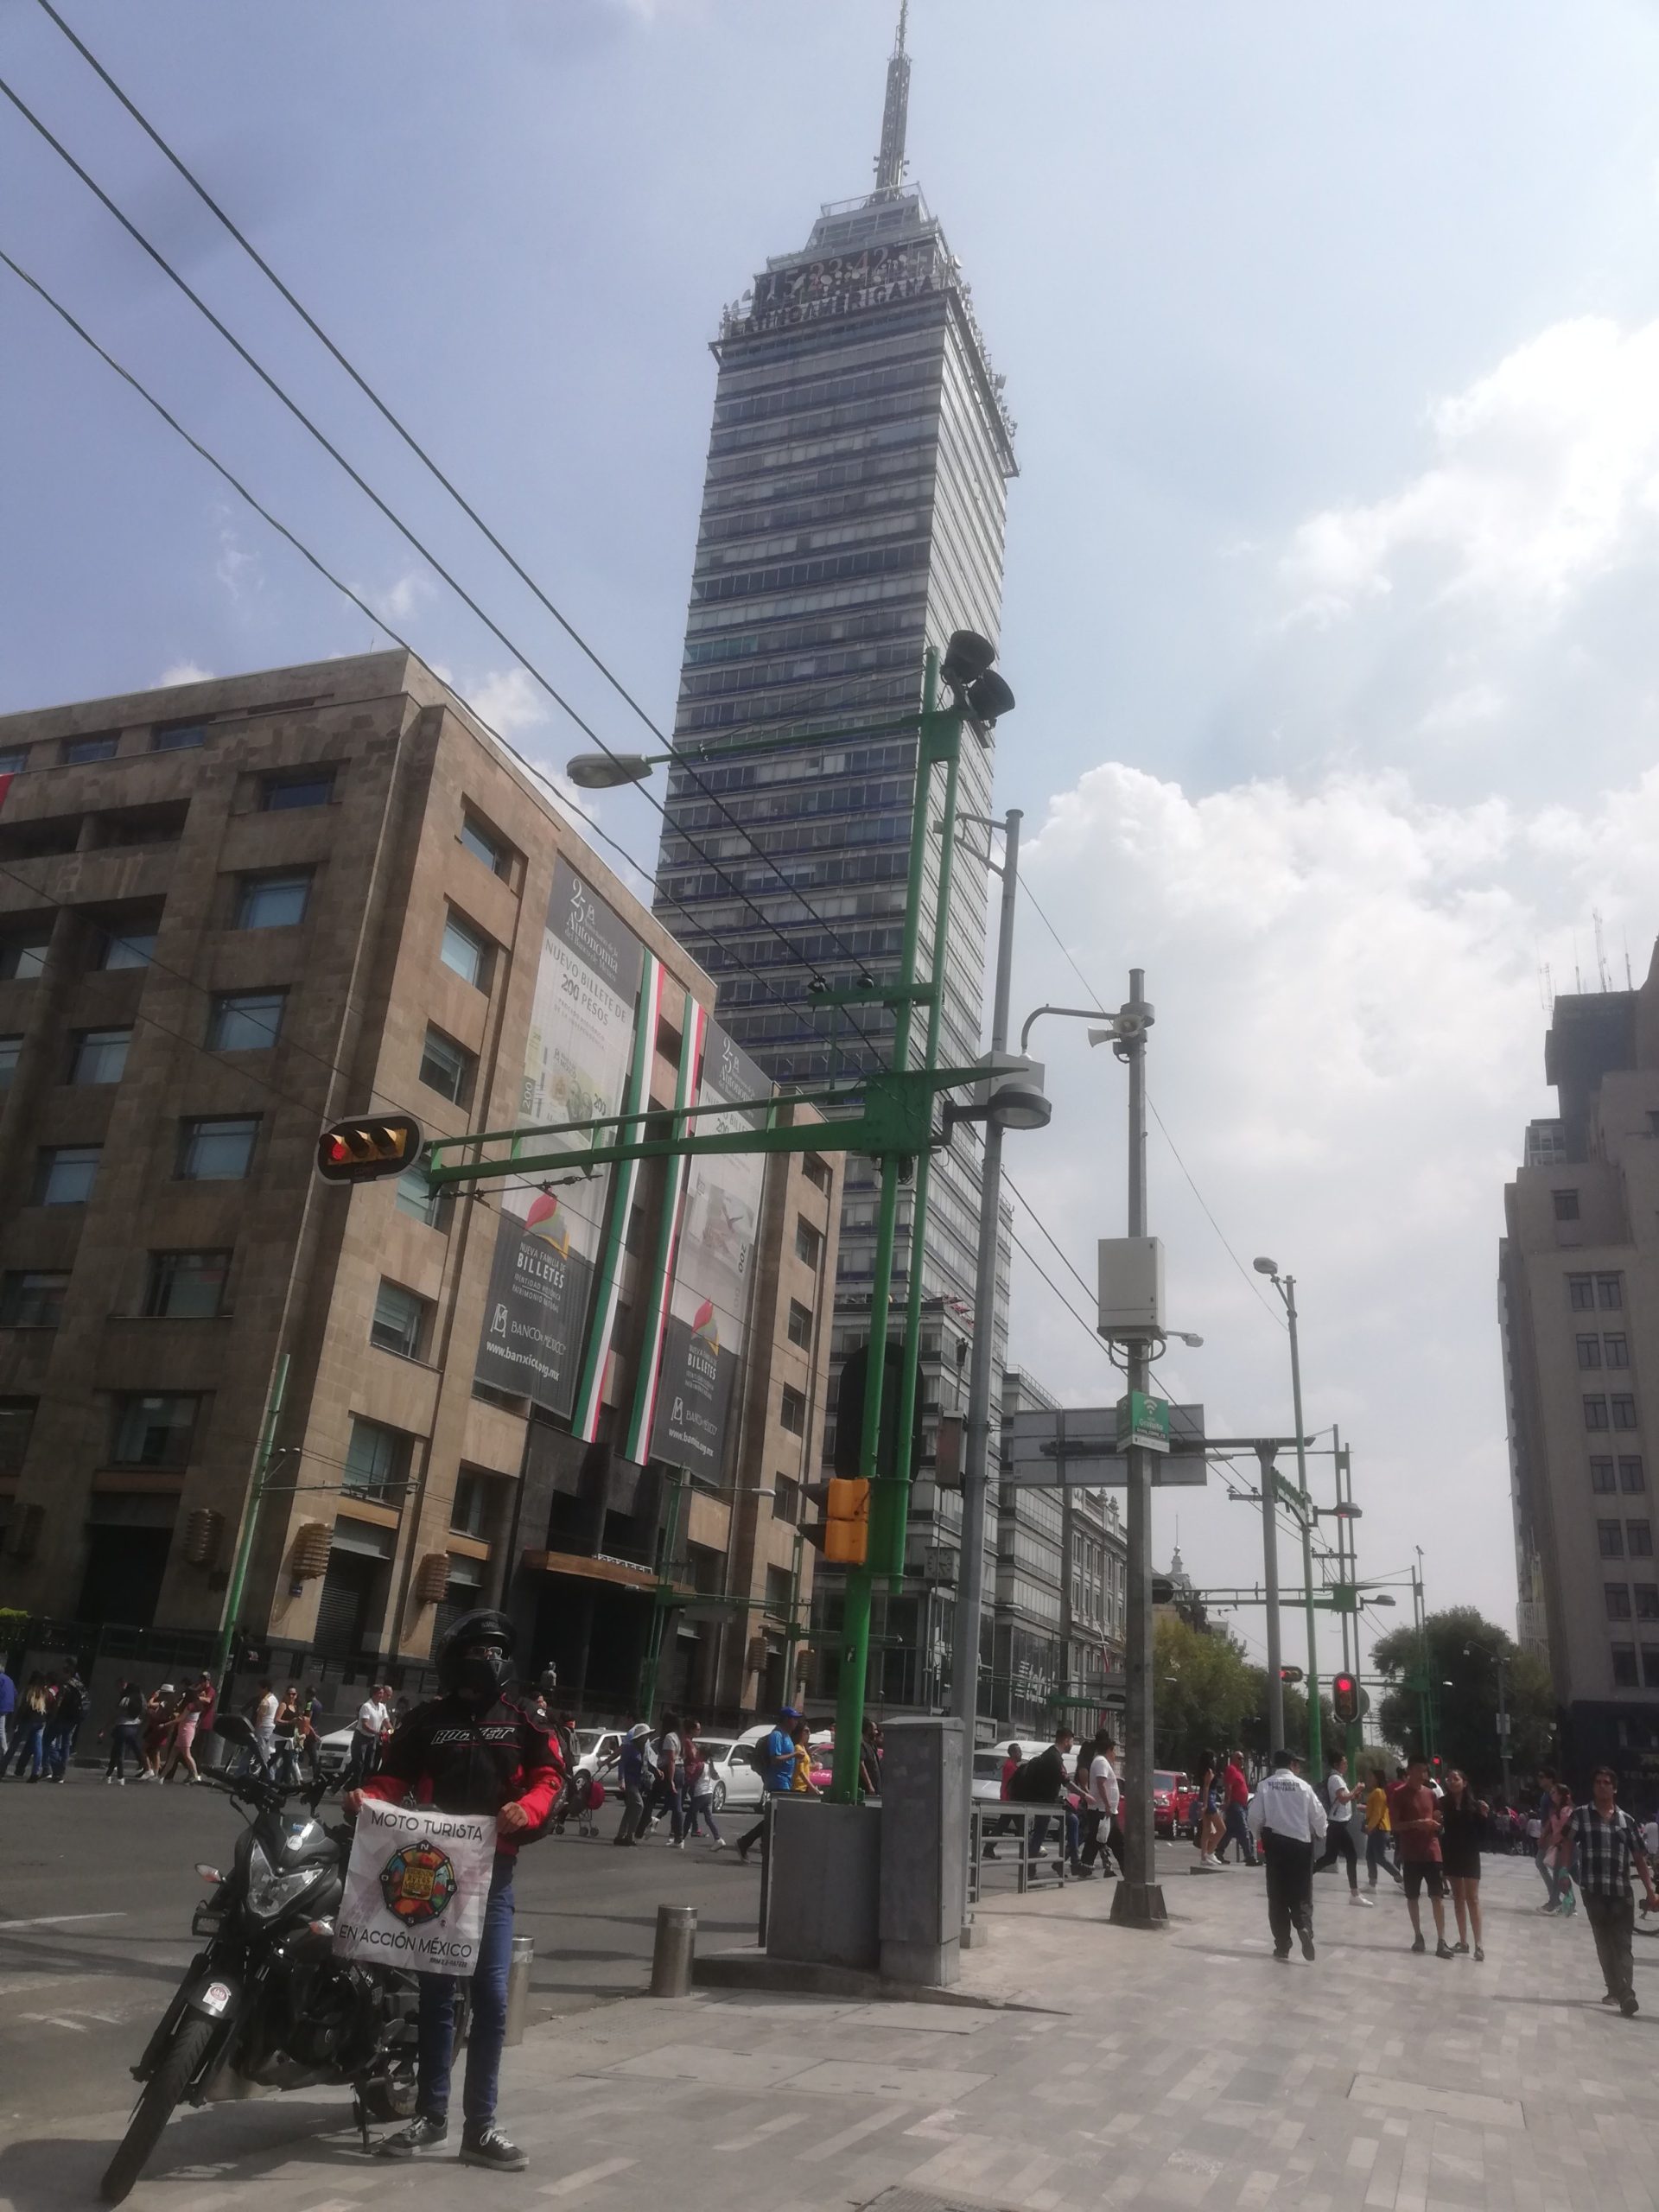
[1246,1748,1329,1962]
[251,1681,278,1769]
[1313,1751,1372,1907]
[1081,1731,1127,1878]
[346,1684,391,1789]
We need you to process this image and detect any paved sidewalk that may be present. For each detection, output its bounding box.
[6,1853,1659,2212]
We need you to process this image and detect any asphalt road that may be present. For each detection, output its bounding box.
[0,1770,764,2135]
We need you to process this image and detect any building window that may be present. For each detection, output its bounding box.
[795,1217,822,1271]
[1607,1584,1633,1619]
[111,1392,201,1469]
[1613,1395,1639,1432]
[236,872,312,931]
[1553,1190,1580,1222]
[0,1035,20,1089]
[779,1385,806,1436]
[1599,1274,1624,1310]
[1636,1584,1659,1620]
[0,747,29,772]
[1630,1521,1654,1558]
[344,1415,411,1500]
[1578,1335,1603,1370]
[1621,1457,1646,1493]
[803,1153,831,1194]
[0,935,50,980]
[1568,1274,1594,1311]
[34,1145,100,1205]
[1600,1520,1627,1558]
[100,927,156,970]
[1643,1649,1659,1690]
[395,1160,449,1229]
[208,989,286,1051]
[177,1115,258,1180]
[765,1565,794,1620]
[418,1026,474,1106]
[152,721,207,752]
[450,1469,495,1538]
[0,1397,35,1471]
[1605,1333,1630,1370]
[144,1249,230,1319]
[1586,1396,1611,1431]
[69,1027,132,1084]
[1613,1645,1639,1688]
[1592,1457,1617,1493]
[0,1271,69,1327]
[774,1475,801,1526]
[460,816,508,876]
[260,771,334,810]
[786,1298,813,1350]
[62,734,118,765]
[438,909,493,990]
[371,1280,428,1360]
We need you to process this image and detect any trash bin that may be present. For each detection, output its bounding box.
[503,1934,534,2046]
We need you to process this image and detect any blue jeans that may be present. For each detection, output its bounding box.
[10,1720,45,1777]
[1222,1803,1256,1864]
[416,1853,515,2126]
[44,1719,79,1778]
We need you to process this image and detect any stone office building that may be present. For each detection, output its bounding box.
[1500,948,1659,1776]
[0,653,836,1721]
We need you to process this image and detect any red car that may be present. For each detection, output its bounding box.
[1153,1769,1198,1837]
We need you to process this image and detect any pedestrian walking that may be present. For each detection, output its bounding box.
[1363,1765,1402,1889]
[346,1609,561,2171]
[1006,1726,1082,1871]
[1081,1731,1127,1878]
[103,1679,145,1783]
[162,1674,213,1783]
[1192,1750,1225,1866]
[1000,1741,1023,1798]
[1389,1753,1454,1958]
[1541,1782,1579,1916]
[272,1685,302,1783]
[344,1683,391,1789]
[0,1661,15,1767]
[787,1713,819,1796]
[10,1672,50,1782]
[1217,1749,1256,1866]
[141,1682,177,1779]
[858,1715,883,1798]
[1246,1748,1327,1961]
[613,1722,652,1846]
[682,1720,724,1847]
[1313,1751,1371,1906]
[648,1713,686,1841]
[1440,1767,1489,1959]
[1529,1767,1559,1905]
[44,1664,86,1781]
[1568,1765,1658,2017]
[736,1707,800,1862]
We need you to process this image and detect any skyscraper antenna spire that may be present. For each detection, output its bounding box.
[874,0,911,198]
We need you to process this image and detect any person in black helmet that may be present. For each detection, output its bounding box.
[343,1609,561,2172]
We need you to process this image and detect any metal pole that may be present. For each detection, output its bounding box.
[951,810,1020,1875]
[1109,969,1166,1928]
[1283,1277,1320,1770]
[783,1523,804,1710]
[213,1351,289,1688]
[1497,1654,1513,1802]
[1257,1443,1285,1751]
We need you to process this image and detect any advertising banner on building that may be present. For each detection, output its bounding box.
[334,1802,494,1977]
[647,1024,769,1484]
[474,856,645,1416]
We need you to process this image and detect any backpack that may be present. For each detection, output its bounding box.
[747,1736,778,1782]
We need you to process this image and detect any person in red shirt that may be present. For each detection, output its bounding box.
[1000,1742,1024,1801]
[343,1610,561,2172]
[1388,1755,1453,1959]
[1218,1750,1256,1866]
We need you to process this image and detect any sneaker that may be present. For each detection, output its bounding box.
[1298,1925,1315,1962]
[1435,1941,1455,1961]
[1620,1995,1640,2018]
[1453,1940,1470,1954]
[1474,1946,1484,1962]
[1411,1934,1426,1954]
[1603,1992,1621,2005]
[377,2114,449,2159]
[460,2124,528,2173]
[1536,1903,1559,1915]
[1350,1892,1373,1908]
[713,1837,727,1849]
[1271,1949,1290,1964]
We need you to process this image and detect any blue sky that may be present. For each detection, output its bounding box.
[6,0,1659,1653]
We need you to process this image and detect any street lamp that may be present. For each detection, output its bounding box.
[1255,1256,1321,1770]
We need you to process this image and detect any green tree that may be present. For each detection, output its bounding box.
[1370,1605,1554,1791]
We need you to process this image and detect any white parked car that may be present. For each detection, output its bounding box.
[697,1736,766,1812]
[569,1727,626,1781]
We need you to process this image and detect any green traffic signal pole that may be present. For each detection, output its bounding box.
[213,1351,289,1688]
[1281,1274,1320,1771]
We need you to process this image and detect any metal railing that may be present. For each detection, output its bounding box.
[968,1805,1073,1904]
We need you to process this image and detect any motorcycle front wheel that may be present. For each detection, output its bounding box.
[100,2015,219,2205]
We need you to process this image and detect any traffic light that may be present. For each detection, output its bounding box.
[801,1476,869,1566]
[316,1115,423,1184]
[1332,1672,1360,1726]
[1279,1664,1305,1685]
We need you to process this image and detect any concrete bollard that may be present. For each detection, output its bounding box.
[503,1933,534,2045]
[649,1903,697,1997]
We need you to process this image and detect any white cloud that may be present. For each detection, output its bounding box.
[1281,316,1659,624]
[469,666,548,734]
[375,570,433,625]
[213,518,260,602]
[156,660,213,687]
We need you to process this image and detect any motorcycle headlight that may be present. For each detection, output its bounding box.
[245,1840,321,1921]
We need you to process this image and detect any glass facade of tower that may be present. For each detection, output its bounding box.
[654,181,1016,1696]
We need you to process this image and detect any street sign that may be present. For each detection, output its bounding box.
[1116,1390,1172,1454]
[1000,1402,1208,1489]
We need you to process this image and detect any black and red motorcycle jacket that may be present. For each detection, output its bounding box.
[358,1692,563,1851]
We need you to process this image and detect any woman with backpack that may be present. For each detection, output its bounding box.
[680,1719,725,1848]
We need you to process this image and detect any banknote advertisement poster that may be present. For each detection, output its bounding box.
[474,857,644,1415]
[648,1025,769,1483]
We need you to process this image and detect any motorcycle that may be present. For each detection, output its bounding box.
[101,1713,419,2204]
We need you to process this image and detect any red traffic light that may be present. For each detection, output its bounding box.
[1332,1672,1360,1726]
[316,1115,424,1184]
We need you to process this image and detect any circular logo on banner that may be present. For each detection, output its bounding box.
[379,1842,459,1926]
